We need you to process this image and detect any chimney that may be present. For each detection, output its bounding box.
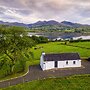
[42,51,45,56]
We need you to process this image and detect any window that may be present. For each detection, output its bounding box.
[66,61,68,65]
[73,61,76,64]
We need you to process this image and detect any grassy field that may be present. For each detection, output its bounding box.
[69,41,90,48]
[1,74,90,90]
[29,41,90,65]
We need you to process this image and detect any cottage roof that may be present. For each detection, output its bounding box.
[44,53,80,61]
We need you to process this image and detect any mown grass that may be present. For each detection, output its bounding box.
[69,41,90,48]
[1,74,90,90]
[30,41,90,65]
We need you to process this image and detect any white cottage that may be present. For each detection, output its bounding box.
[40,52,81,70]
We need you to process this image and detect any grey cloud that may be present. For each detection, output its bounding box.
[71,0,90,2]
[0,0,90,24]
[1,15,16,20]
[21,0,72,19]
[0,7,6,12]
[0,0,25,9]
[0,7,7,17]
[0,12,4,16]
[15,10,32,16]
[76,7,90,18]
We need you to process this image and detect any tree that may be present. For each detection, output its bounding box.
[31,36,48,44]
[0,26,35,74]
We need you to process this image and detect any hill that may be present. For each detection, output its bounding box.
[0,21,28,27]
[0,20,90,28]
[0,20,90,34]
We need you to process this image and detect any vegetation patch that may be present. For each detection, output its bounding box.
[0,25,35,79]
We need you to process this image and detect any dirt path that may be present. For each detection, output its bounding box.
[0,61,90,88]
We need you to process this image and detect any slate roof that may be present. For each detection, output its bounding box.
[44,53,80,61]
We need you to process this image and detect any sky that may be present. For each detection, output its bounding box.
[0,0,90,24]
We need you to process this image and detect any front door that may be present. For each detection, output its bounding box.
[55,61,58,68]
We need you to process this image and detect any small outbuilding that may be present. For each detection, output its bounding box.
[40,52,81,70]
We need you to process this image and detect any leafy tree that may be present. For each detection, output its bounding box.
[0,26,35,74]
[31,36,48,44]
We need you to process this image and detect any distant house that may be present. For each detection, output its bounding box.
[40,52,81,70]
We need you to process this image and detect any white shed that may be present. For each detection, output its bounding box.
[40,52,81,70]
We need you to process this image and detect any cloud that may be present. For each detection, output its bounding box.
[0,0,90,24]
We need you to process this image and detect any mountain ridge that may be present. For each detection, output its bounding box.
[0,20,90,28]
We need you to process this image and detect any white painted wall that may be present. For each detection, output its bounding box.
[40,53,45,69]
[40,53,55,70]
[58,61,65,68]
[40,55,43,69]
[43,61,55,70]
[58,60,81,68]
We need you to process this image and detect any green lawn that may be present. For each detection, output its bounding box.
[69,41,90,48]
[1,74,90,90]
[30,41,90,65]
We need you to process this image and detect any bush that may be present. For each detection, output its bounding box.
[31,36,48,44]
[87,57,90,61]
[13,60,26,73]
[0,63,11,78]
